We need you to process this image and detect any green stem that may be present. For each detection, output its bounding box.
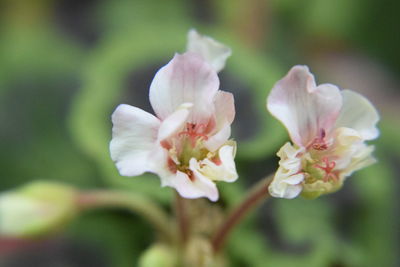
[76,190,174,243]
[211,175,273,253]
[174,192,189,245]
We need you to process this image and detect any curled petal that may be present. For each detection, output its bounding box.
[269,142,304,199]
[267,65,342,147]
[187,29,232,73]
[149,52,219,124]
[336,90,380,140]
[204,124,231,152]
[269,169,304,199]
[171,170,219,202]
[276,142,303,175]
[110,104,160,176]
[192,145,238,183]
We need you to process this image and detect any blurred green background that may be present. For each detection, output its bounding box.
[0,0,399,266]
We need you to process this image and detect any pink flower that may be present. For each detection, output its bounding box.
[110,50,237,201]
[267,66,379,199]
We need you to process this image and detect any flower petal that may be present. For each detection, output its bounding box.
[149,52,219,124]
[186,29,232,73]
[170,170,219,202]
[204,124,231,152]
[340,144,376,178]
[269,142,304,199]
[267,65,342,147]
[110,104,160,176]
[335,90,380,140]
[213,90,235,128]
[193,145,238,183]
[157,103,192,142]
[276,142,303,174]
[204,91,235,152]
[269,169,304,199]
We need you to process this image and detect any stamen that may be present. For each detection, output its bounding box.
[178,123,209,146]
[310,129,329,151]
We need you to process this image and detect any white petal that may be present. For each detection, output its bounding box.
[284,173,305,185]
[267,65,342,147]
[341,144,376,178]
[276,142,303,175]
[336,90,380,140]
[110,104,160,176]
[149,52,219,124]
[170,170,219,202]
[204,124,231,152]
[268,168,304,199]
[157,103,192,142]
[193,145,238,183]
[186,29,232,73]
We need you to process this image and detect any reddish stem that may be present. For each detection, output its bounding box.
[211,175,273,253]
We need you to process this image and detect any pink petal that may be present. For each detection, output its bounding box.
[186,29,232,73]
[149,52,219,125]
[213,91,235,128]
[204,91,235,152]
[267,65,342,147]
[110,104,160,176]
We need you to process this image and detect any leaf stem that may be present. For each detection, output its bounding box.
[211,175,273,253]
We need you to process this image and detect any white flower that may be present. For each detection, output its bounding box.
[267,65,379,199]
[110,43,237,201]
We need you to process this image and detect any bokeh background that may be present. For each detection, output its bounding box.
[0,0,399,266]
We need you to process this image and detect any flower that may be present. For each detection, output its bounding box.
[267,65,379,199]
[110,33,237,201]
[0,181,77,237]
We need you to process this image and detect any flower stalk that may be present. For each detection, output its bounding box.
[211,175,273,253]
[76,190,174,243]
[174,192,189,244]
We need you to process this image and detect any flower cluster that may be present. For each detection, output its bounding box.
[110,30,380,201]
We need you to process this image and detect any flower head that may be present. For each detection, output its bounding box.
[267,65,379,199]
[110,32,237,201]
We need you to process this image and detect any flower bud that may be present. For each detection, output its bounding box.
[138,243,177,267]
[0,181,77,237]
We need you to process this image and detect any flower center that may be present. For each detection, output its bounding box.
[178,123,209,147]
[164,122,214,178]
[303,155,338,183]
